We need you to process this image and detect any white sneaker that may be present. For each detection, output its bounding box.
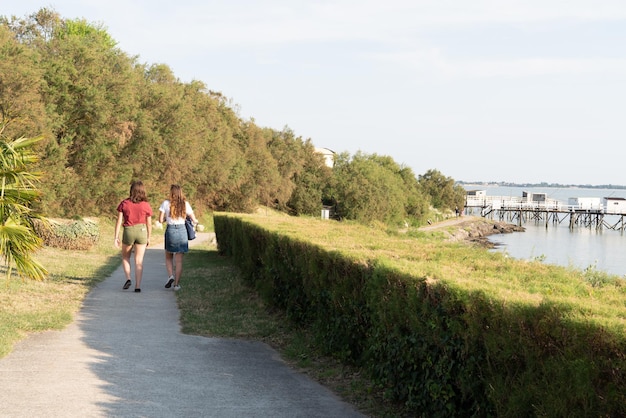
[173,285,181,291]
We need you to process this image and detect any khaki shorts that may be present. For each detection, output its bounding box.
[122,224,148,245]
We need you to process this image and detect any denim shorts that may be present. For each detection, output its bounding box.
[164,224,189,253]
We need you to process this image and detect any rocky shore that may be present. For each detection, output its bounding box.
[419,216,525,248]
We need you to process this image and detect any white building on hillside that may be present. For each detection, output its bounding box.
[315,147,335,168]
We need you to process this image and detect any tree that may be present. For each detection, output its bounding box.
[0,136,48,281]
[287,141,332,216]
[331,152,410,225]
[36,17,139,214]
[0,25,48,140]
[418,169,466,211]
[228,122,281,212]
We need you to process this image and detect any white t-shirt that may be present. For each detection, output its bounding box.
[159,200,194,225]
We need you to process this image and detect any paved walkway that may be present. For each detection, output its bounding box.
[0,234,365,418]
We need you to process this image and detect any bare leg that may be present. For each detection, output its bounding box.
[174,253,184,285]
[133,243,147,289]
[121,244,133,281]
[165,251,174,278]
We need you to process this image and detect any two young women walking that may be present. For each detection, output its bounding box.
[114,181,198,292]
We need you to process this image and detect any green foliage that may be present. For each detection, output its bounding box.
[56,18,117,49]
[285,139,332,216]
[419,168,466,211]
[33,218,99,250]
[330,152,427,225]
[582,262,619,287]
[36,15,138,214]
[0,25,48,140]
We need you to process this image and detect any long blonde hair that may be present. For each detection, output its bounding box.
[169,184,186,219]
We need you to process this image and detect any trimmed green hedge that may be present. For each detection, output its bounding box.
[214,213,626,417]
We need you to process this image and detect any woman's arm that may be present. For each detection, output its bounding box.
[146,215,152,246]
[114,211,124,247]
[187,201,199,224]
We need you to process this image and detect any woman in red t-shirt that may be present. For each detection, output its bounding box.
[114,180,153,292]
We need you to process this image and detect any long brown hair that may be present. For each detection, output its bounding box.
[129,181,148,203]
[169,184,186,219]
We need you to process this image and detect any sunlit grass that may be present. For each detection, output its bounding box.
[0,217,120,358]
[179,250,283,339]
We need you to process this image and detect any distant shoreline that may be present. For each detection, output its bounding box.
[457,181,626,190]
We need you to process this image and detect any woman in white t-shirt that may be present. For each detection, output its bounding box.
[158,184,198,291]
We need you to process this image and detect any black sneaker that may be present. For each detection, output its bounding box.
[165,276,174,288]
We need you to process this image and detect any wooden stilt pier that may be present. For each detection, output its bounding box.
[465,196,626,232]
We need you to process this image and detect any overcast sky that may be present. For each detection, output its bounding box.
[6,1,626,185]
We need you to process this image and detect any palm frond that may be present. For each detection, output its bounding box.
[11,252,47,281]
[0,136,48,282]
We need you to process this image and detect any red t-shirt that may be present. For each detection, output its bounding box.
[117,199,153,227]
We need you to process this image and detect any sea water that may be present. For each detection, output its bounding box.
[463,185,626,276]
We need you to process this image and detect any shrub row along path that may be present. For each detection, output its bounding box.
[0,233,364,418]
